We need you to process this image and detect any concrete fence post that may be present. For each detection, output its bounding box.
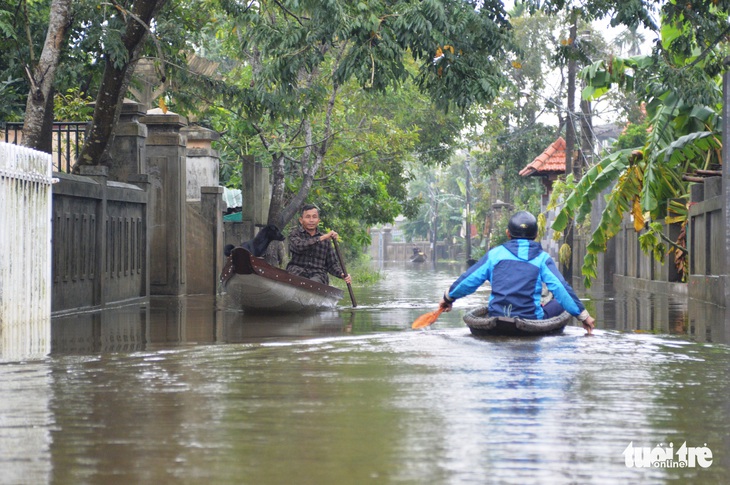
[107,100,148,182]
[241,155,256,240]
[720,65,730,306]
[144,108,188,296]
[183,126,220,201]
[201,186,224,293]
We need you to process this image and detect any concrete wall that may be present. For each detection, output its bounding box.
[52,169,149,314]
[50,108,229,311]
[369,227,454,262]
[8,101,269,320]
[610,217,684,292]
[687,177,724,304]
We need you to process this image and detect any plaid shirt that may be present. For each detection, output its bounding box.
[286,226,343,283]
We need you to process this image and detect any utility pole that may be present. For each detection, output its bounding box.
[563,10,578,282]
[580,97,593,176]
[465,157,472,263]
[722,64,730,318]
[430,182,438,264]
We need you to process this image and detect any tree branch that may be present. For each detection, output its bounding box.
[655,227,687,255]
[273,0,307,25]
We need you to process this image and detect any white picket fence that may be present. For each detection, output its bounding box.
[0,142,53,361]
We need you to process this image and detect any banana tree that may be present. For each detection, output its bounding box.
[551,50,723,286]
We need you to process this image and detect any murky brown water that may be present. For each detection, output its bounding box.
[1,262,729,484]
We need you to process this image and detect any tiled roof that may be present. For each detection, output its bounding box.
[519,137,566,176]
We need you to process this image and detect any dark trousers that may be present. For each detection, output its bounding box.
[286,264,329,285]
[542,299,565,318]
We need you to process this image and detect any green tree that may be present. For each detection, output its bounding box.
[403,165,466,251]
[473,8,576,209]
[2,0,207,161]
[178,0,514,234]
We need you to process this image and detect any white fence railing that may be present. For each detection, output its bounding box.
[0,142,53,361]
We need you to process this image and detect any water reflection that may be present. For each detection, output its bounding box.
[0,315,50,362]
[44,263,730,358]
[51,307,147,354]
[0,361,52,484]
[1,262,730,484]
[587,283,729,344]
[50,298,352,354]
[221,309,350,342]
[687,298,729,343]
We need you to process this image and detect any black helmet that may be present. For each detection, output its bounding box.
[508,211,538,240]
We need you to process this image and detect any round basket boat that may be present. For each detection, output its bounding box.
[463,306,572,337]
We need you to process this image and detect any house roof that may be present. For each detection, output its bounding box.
[519,137,566,177]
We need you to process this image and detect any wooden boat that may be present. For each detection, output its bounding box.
[220,247,344,312]
[410,250,426,263]
[463,306,572,336]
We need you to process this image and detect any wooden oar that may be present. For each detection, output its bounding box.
[411,307,445,329]
[332,238,357,307]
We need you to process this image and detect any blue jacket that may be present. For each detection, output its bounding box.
[446,239,586,320]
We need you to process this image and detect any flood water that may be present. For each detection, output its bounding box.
[1,262,730,484]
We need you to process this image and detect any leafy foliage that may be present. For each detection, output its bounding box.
[477,123,557,206]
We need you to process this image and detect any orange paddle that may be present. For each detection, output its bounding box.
[411,307,445,329]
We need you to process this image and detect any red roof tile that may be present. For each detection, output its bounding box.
[519,137,566,176]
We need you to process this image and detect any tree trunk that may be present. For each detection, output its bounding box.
[37,87,55,154]
[75,0,168,169]
[267,69,340,230]
[269,119,321,228]
[267,152,288,228]
[21,0,72,150]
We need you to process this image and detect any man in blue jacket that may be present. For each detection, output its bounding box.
[440,211,595,334]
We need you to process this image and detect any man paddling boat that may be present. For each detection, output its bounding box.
[286,204,353,286]
[439,211,595,335]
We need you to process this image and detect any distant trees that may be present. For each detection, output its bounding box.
[179,0,516,233]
